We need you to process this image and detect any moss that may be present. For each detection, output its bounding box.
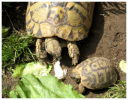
[2,27,36,68]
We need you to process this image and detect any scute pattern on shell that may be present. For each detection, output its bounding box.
[74,57,117,89]
[26,2,95,41]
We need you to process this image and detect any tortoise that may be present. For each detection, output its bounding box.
[26,2,95,65]
[71,57,118,93]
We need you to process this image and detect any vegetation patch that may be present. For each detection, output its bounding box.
[2,27,35,69]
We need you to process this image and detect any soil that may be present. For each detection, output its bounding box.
[2,2,126,98]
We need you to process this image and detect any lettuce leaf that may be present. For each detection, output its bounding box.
[9,74,84,98]
[12,62,52,77]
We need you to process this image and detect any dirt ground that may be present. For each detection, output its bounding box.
[2,2,126,98]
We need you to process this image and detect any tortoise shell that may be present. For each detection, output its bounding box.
[26,2,95,41]
[71,57,117,90]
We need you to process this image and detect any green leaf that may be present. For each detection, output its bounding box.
[2,26,10,38]
[12,64,25,77]
[9,90,18,98]
[12,62,52,77]
[9,74,84,98]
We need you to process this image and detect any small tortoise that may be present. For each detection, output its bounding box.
[26,2,95,65]
[71,57,117,93]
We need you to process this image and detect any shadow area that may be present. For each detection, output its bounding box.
[2,2,27,30]
[82,88,109,97]
[78,3,105,62]
[61,3,105,66]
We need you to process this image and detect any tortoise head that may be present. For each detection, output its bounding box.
[70,66,81,79]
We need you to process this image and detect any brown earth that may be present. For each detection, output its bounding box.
[2,2,126,98]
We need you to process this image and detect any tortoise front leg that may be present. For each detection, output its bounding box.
[36,39,47,64]
[67,42,80,65]
[78,83,85,93]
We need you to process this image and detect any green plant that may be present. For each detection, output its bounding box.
[2,88,10,98]
[9,62,84,98]
[2,26,10,38]
[102,80,126,98]
[9,74,84,98]
[12,62,52,77]
[2,29,35,68]
[2,26,36,98]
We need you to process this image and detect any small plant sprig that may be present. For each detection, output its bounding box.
[103,80,126,98]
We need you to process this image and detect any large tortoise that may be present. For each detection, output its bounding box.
[26,2,95,65]
[71,57,118,93]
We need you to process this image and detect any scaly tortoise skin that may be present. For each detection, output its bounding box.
[26,2,95,65]
[71,57,117,93]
